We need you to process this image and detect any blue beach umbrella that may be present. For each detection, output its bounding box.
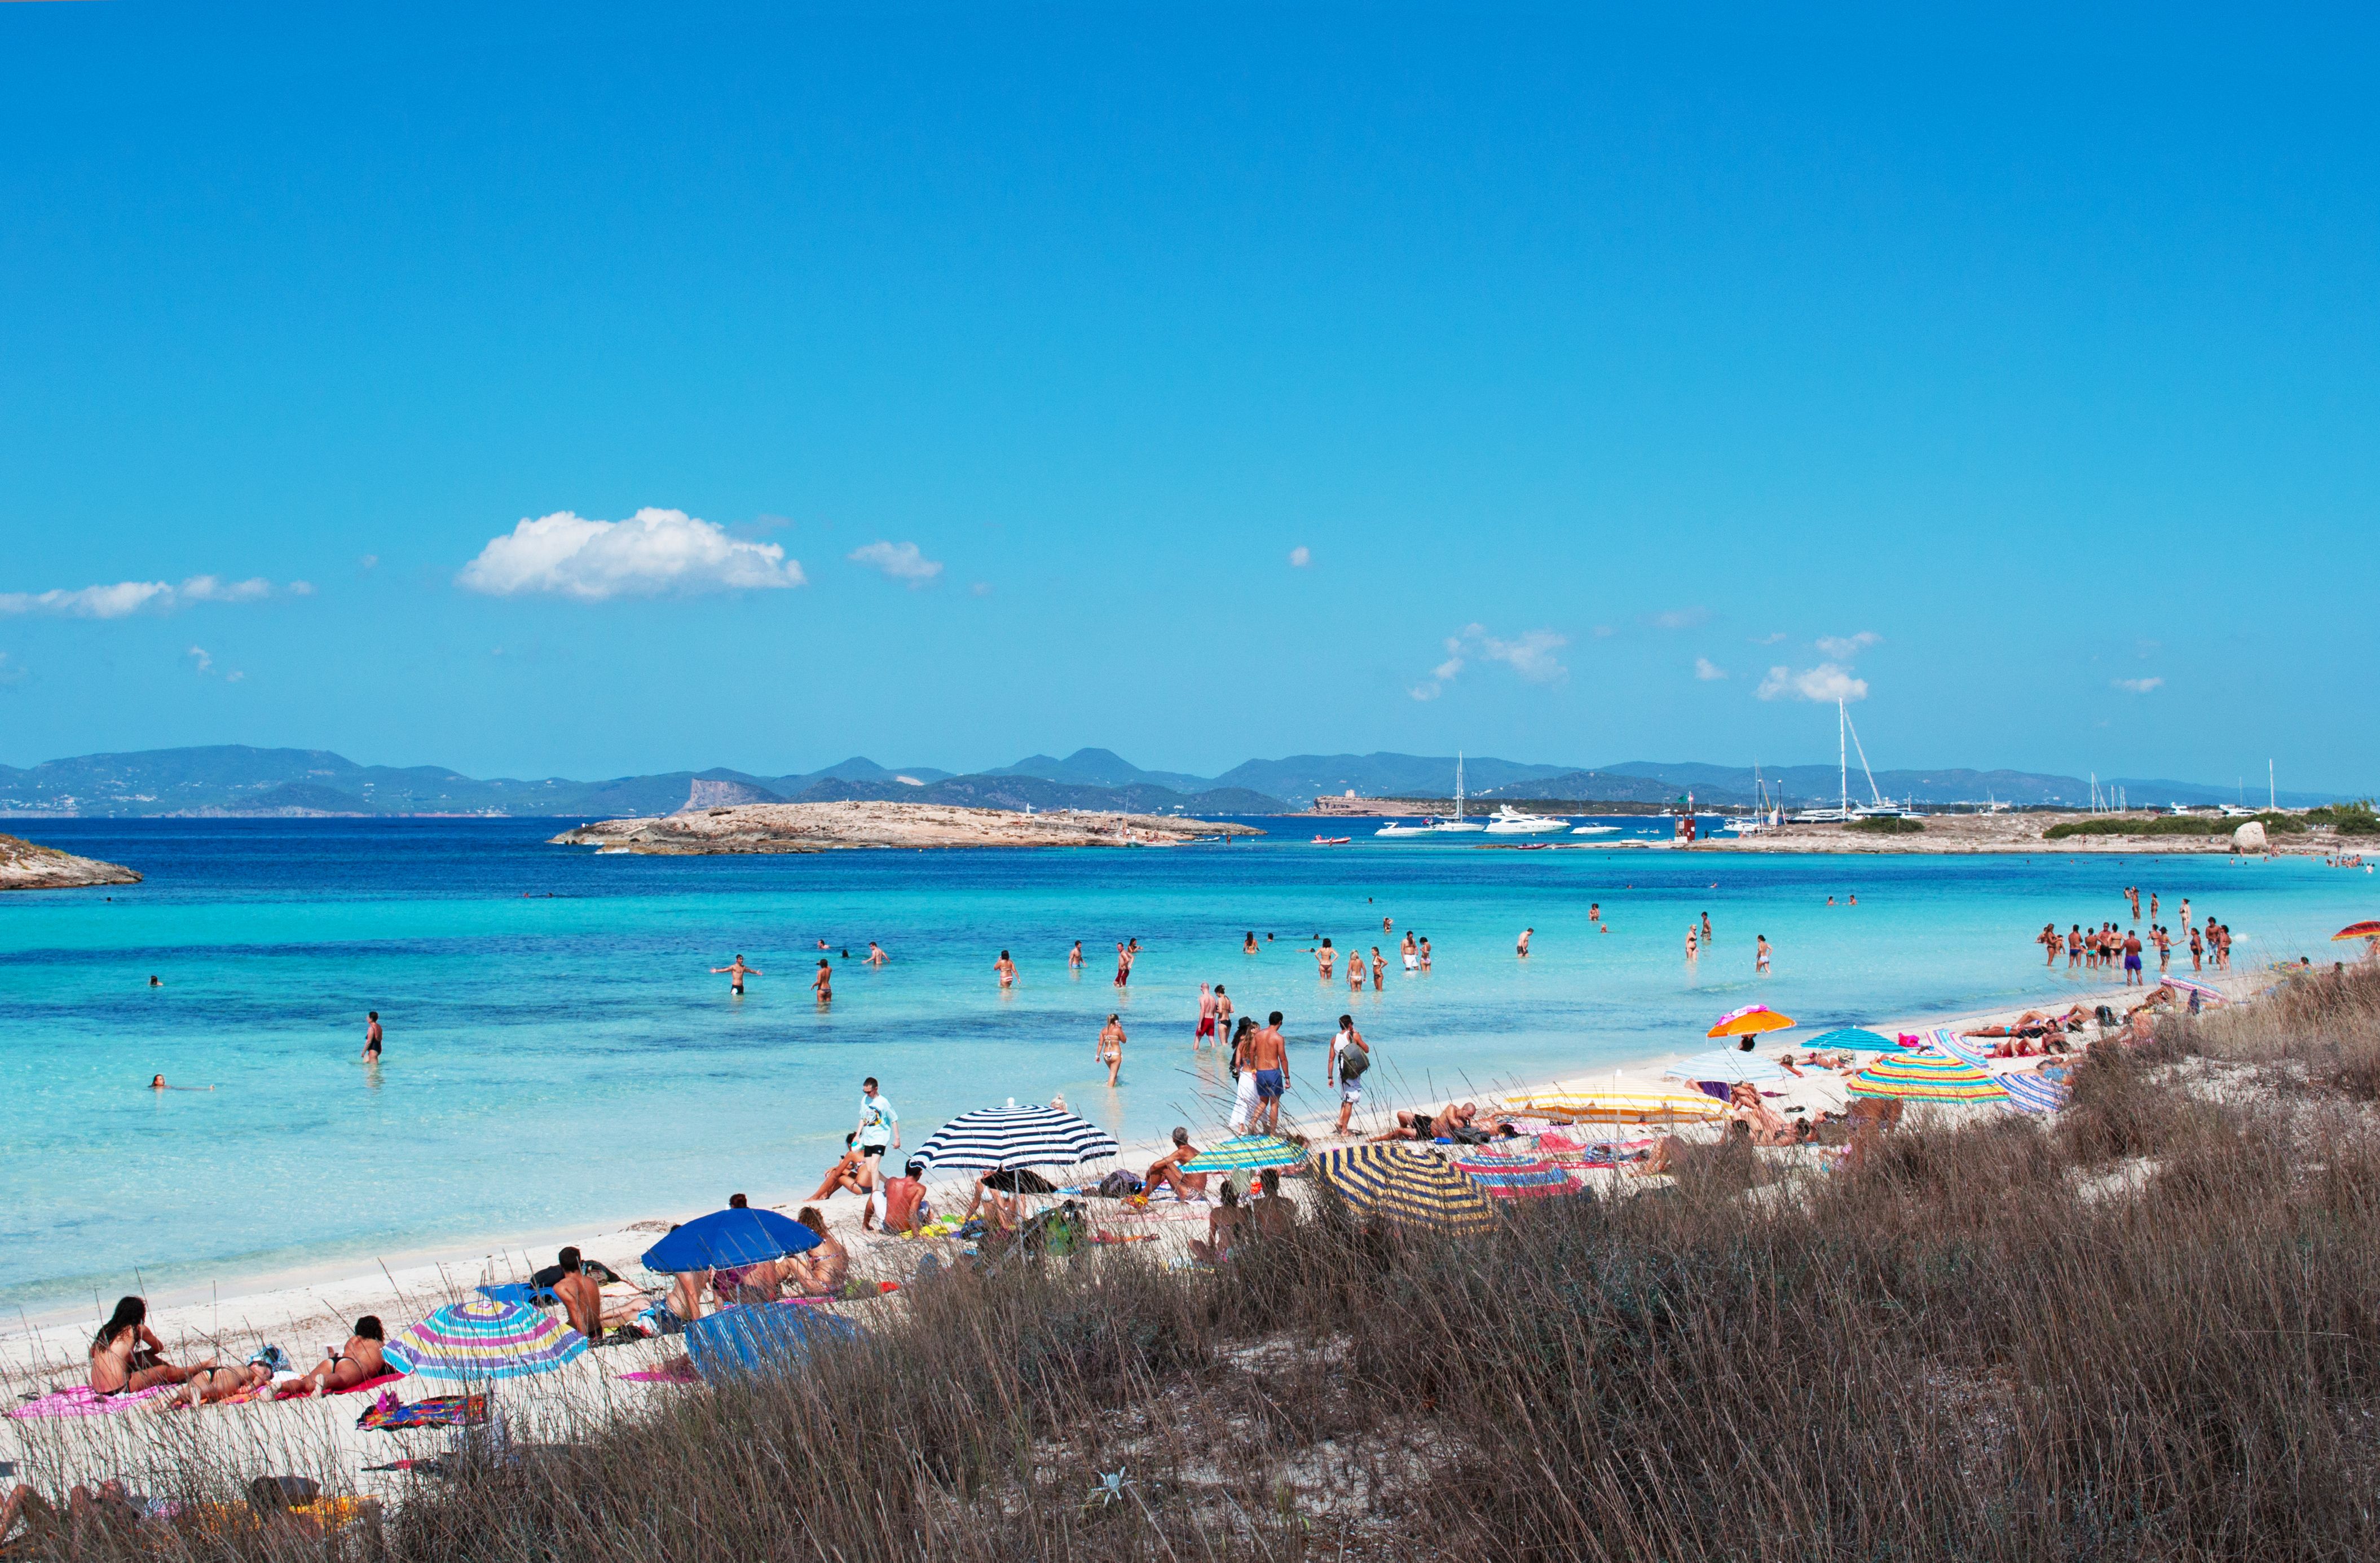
[1660,1049,1786,1084]
[642,1207,821,1274]
[1802,1027,1901,1052]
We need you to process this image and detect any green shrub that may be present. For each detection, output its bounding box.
[1846,814,1925,833]
[2044,811,2306,841]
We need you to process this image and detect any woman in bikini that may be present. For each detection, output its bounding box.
[87,1297,204,1395]
[784,1208,850,1297]
[299,1316,387,1395]
[1313,938,1336,981]
[1370,947,1386,988]
[1098,1014,1126,1087]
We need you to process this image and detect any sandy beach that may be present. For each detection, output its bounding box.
[0,965,2247,1494]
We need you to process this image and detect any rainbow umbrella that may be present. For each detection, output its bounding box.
[1846,1050,2008,1104]
[382,1297,587,1382]
[1312,1145,1496,1234]
[1499,1089,1727,1125]
[1707,1003,1796,1039]
[2331,920,2380,942]
[2160,976,2228,1005]
[1449,1151,1576,1199]
[1926,1028,2070,1115]
[1182,1135,1308,1174]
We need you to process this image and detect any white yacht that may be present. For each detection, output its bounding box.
[1484,804,1569,834]
[1430,753,1485,832]
[1373,819,1433,837]
[1570,823,1620,835]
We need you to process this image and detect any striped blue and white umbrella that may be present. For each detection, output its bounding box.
[1661,1049,1786,1084]
[915,1105,1120,1173]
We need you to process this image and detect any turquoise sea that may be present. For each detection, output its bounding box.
[2,817,2372,1315]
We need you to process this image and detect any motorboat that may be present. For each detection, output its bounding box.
[1484,805,1569,834]
[1570,823,1620,835]
[1311,835,1351,845]
[1429,752,1485,832]
[1373,820,1434,837]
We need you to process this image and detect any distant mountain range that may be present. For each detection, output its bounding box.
[0,744,2346,818]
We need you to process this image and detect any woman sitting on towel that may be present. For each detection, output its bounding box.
[1188,1184,1251,1265]
[89,1297,206,1395]
[783,1207,850,1298]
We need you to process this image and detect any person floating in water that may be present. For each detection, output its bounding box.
[711,956,760,996]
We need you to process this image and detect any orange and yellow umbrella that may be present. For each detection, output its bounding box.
[2331,921,2380,942]
[1707,1003,1796,1040]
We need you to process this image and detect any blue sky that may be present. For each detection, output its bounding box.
[2,4,2374,789]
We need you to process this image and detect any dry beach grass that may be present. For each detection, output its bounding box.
[15,968,2380,1561]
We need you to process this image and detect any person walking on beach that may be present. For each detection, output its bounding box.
[361,1011,382,1062]
[1756,934,1771,975]
[1248,1012,1290,1133]
[711,956,760,996]
[855,1078,900,1228]
[995,950,1016,989]
[1196,983,1217,1047]
[1226,1015,1259,1132]
[1330,1014,1370,1137]
[812,960,833,1004]
[1517,928,1533,958]
[1098,1014,1126,1086]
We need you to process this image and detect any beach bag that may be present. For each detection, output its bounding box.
[1097,1170,1144,1198]
[1339,1047,1370,1079]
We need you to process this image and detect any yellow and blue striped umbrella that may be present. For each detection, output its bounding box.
[1449,1151,1577,1199]
[1846,1050,2008,1104]
[1312,1145,1496,1234]
[1181,1135,1308,1174]
[1499,1089,1727,1125]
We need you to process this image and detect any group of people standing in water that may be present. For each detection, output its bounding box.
[2037,889,2231,984]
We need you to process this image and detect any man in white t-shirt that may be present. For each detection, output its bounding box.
[1329,1014,1369,1137]
[854,1078,899,1229]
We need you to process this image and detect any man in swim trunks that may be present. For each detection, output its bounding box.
[1145,1127,1210,1199]
[1114,942,1131,988]
[1069,941,1083,970]
[552,1248,603,1341]
[1400,931,1418,970]
[362,1011,382,1061]
[2122,930,2145,987]
[855,1078,898,1225]
[1248,1011,1289,1132]
[710,957,760,996]
[866,942,887,966]
[1196,983,1217,1045]
[1330,1015,1369,1136]
[1517,928,1532,957]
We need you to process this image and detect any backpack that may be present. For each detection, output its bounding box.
[1097,1169,1145,1198]
[1338,1045,1370,1079]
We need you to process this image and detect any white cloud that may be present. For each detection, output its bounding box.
[1816,630,1881,659]
[1410,624,1567,699]
[0,575,292,618]
[1651,606,1709,630]
[1758,663,1868,703]
[1751,632,1787,646]
[458,509,803,601]
[1694,657,1728,681]
[2112,676,2163,694]
[186,646,214,675]
[288,581,316,597]
[1592,625,1617,639]
[969,581,992,598]
[1288,545,1311,568]
[359,555,380,572]
[847,540,944,587]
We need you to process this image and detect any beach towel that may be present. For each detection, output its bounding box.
[10,1383,176,1419]
[618,1364,702,1384]
[684,1301,862,1381]
[356,1393,487,1432]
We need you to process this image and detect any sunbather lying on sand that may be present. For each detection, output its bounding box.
[300,1317,387,1394]
[1368,1102,1502,1142]
[182,1354,281,1407]
[3,1480,162,1549]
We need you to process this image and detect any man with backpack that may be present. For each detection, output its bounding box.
[1330,1014,1371,1137]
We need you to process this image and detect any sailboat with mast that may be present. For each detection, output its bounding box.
[1429,752,1484,832]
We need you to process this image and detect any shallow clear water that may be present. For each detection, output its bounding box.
[2,816,2369,1313]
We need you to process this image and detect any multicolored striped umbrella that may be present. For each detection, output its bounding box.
[2160,976,2228,1005]
[1926,1027,2070,1115]
[382,1297,587,1382]
[2332,920,2380,942]
[1707,1003,1795,1039]
[1181,1135,1308,1174]
[1498,1089,1727,1125]
[1312,1145,1496,1234]
[1661,1049,1786,1083]
[1448,1151,1576,1199]
[1846,1049,2009,1104]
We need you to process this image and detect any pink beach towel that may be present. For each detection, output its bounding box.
[10,1383,176,1419]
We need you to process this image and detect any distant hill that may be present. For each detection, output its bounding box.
[0,744,2348,816]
